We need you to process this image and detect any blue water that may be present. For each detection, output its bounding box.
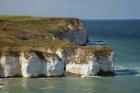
[85,20,140,69]
[0,20,140,93]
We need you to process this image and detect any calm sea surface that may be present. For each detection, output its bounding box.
[0,20,140,93]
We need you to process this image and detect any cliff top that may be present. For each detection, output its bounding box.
[0,16,112,56]
[0,16,84,40]
[0,16,81,49]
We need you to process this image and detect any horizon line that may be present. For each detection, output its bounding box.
[0,14,140,20]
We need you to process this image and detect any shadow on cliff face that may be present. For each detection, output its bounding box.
[0,64,4,78]
[115,69,138,76]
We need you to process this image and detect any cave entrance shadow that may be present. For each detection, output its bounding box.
[115,69,138,76]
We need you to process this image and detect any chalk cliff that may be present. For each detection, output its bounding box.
[0,47,114,77]
[56,47,114,76]
[65,50,114,76]
[0,51,64,77]
[0,16,114,77]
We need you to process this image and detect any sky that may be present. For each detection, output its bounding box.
[0,0,140,19]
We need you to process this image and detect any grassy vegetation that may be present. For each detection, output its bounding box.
[0,16,82,40]
[0,39,76,52]
[0,16,112,56]
[0,16,79,51]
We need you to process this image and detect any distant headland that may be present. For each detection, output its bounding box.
[0,16,114,78]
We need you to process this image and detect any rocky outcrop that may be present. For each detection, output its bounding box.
[0,51,64,77]
[0,46,114,78]
[19,52,42,77]
[0,16,115,78]
[0,52,21,77]
[0,16,88,45]
[54,19,87,45]
[42,52,64,77]
[56,48,114,76]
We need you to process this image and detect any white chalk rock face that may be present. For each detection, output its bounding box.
[0,53,21,77]
[87,56,100,76]
[96,52,114,72]
[66,57,99,76]
[19,52,42,77]
[66,49,94,76]
[66,63,89,76]
[66,59,99,76]
[56,49,68,64]
[0,51,64,78]
[43,53,64,76]
[56,49,65,61]
[56,48,75,65]
[0,48,114,77]
[66,49,114,76]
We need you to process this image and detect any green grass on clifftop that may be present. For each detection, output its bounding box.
[0,16,81,40]
[0,16,112,55]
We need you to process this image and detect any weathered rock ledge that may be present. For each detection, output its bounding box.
[0,47,114,77]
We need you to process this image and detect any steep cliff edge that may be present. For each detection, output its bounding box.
[0,16,87,45]
[0,51,64,77]
[0,16,114,77]
[56,46,114,76]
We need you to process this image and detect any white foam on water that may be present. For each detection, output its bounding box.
[38,78,46,80]
[82,88,92,91]
[136,69,140,76]
[39,86,54,90]
[132,67,140,75]
[0,82,5,89]
[114,64,140,76]
[40,87,71,90]
[135,74,140,77]
[81,75,103,79]
[0,85,3,88]
[90,76,103,78]
[114,65,127,70]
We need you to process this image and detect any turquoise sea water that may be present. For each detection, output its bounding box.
[0,20,140,93]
